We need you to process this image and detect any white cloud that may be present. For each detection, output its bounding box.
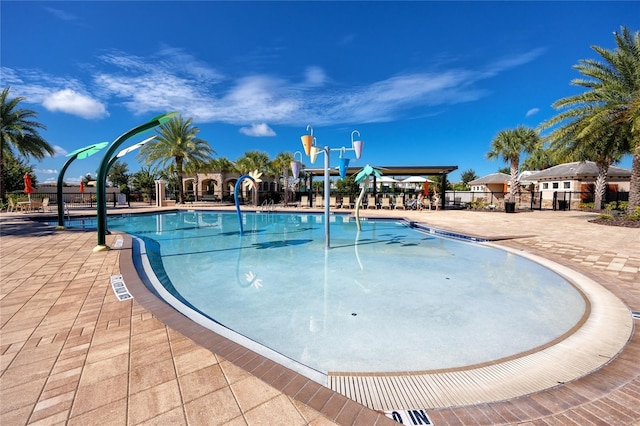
[4,46,544,127]
[303,66,327,86]
[35,168,58,174]
[526,108,540,117]
[44,7,79,22]
[239,123,276,137]
[53,145,67,157]
[43,89,108,119]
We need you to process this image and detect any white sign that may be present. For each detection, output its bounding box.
[385,409,433,425]
[110,274,133,301]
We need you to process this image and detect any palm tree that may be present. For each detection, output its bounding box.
[235,150,270,175]
[269,152,294,204]
[235,151,270,203]
[137,115,215,204]
[486,126,541,202]
[0,87,55,201]
[158,164,180,200]
[460,169,478,190]
[131,166,158,204]
[520,144,557,172]
[546,114,629,210]
[107,160,129,188]
[539,27,640,213]
[208,157,237,174]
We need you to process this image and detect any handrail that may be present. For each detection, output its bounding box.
[260,199,275,212]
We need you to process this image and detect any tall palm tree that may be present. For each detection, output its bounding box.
[520,146,557,172]
[539,27,640,212]
[235,150,270,174]
[0,87,55,201]
[208,157,238,174]
[235,151,270,204]
[269,152,294,203]
[137,115,215,204]
[131,166,158,204]
[546,113,629,210]
[486,126,540,202]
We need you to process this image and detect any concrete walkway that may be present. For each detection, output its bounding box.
[1,205,638,425]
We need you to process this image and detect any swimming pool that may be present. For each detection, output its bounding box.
[93,210,587,377]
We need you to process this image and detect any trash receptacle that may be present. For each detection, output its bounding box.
[558,200,568,211]
[505,201,516,213]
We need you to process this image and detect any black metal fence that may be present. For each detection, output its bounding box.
[6,191,129,210]
[553,190,629,210]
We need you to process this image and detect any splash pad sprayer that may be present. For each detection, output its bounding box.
[290,151,303,179]
[354,164,383,231]
[299,125,364,249]
[234,173,259,235]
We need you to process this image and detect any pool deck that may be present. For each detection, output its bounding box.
[1,204,639,425]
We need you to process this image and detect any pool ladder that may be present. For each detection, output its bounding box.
[260,199,275,212]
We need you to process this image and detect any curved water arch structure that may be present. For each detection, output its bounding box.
[234,174,256,235]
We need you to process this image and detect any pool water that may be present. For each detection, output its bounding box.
[94,211,586,374]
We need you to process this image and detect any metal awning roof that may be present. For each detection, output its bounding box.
[304,165,458,178]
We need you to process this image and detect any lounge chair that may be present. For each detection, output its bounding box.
[367,195,378,209]
[39,197,50,212]
[395,197,405,210]
[341,197,352,209]
[300,195,309,208]
[381,197,393,209]
[329,196,338,209]
[315,195,324,208]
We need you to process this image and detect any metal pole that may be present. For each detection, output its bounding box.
[56,154,78,228]
[324,146,330,249]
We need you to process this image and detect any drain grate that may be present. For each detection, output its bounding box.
[632,311,640,320]
[385,409,433,425]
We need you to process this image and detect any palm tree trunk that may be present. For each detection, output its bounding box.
[194,174,199,202]
[628,146,640,213]
[0,141,5,203]
[176,158,185,204]
[509,158,519,202]
[593,163,609,211]
[283,169,289,204]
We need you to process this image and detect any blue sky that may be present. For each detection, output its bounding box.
[2,1,637,185]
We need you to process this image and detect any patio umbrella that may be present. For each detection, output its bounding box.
[402,176,433,191]
[378,176,399,183]
[402,176,428,183]
[23,172,34,202]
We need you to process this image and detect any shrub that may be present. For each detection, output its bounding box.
[629,206,640,221]
[598,212,614,220]
[604,201,629,211]
[579,202,594,210]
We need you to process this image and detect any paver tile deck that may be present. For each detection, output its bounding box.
[1,206,638,425]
